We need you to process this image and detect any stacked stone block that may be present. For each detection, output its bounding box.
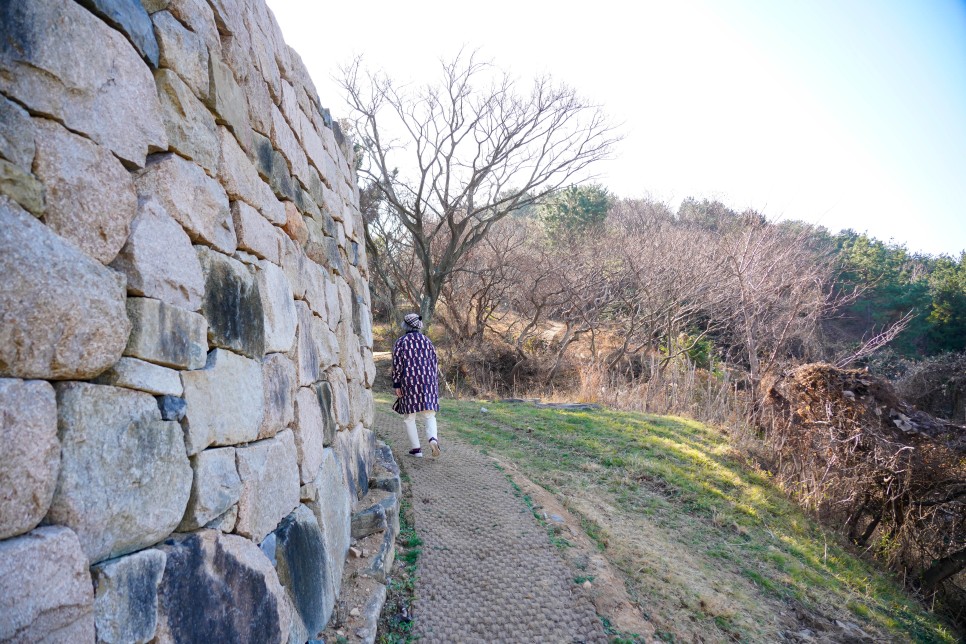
[0,0,377,641]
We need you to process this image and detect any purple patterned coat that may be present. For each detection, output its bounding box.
[391,331,439,414]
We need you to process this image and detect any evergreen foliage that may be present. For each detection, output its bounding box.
[538,184,611,236]
[834,232,966,356]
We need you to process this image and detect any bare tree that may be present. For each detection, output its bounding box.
[340,51,619,327]
[715,218,844,389]
[436,218,529,342]
[834,309,916,368]
[604,199,731,372]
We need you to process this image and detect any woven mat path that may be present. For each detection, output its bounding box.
[372,408,607,644]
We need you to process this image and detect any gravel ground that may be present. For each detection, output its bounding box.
[372,408,607,644]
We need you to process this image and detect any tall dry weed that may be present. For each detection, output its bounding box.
[574,358,754,431]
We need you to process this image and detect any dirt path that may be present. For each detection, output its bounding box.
[371,407,607,643]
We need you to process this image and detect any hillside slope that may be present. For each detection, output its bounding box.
[428,398,954,642]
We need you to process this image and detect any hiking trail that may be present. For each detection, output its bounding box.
[371,407,607,643]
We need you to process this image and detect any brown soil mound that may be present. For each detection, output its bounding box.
[764,362,965,452]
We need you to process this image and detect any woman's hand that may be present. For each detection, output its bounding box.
[394,387,403,397]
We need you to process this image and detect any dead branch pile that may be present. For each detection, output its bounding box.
[761,363,966,605]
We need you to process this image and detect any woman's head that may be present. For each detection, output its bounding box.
[403,313,423,332]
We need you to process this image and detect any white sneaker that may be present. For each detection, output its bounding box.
[429,438,441,458]
[408,448,423,458]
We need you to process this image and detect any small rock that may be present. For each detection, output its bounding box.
[299,481,319,502]
[349,547,362,558]
[157,395,187,422]
[0,158,45,216]
[835,620,869,638]
[349,607,360,618]
[204,505,238,533]
[582,580,592,589]
[549,514,565,524]
[480,406,489,414]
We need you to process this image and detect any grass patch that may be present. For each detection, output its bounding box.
[580,515,609,551]
[601,615,648,643]
[377,495,419,644]
[374,392,956,642]
[502,467,575,551]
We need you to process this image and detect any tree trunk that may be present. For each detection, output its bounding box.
[854,513,881,547]
[419,277,442,331]
[547,326,586,385]
[920,547,966,591]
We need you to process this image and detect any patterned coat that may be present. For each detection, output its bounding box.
[391,331,439,414]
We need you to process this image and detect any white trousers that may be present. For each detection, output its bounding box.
[403,410,437,449]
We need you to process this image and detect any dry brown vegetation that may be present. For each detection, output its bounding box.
[411,198,850,411]
[761,364,966,621]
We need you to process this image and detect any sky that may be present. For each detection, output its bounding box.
[266,0,966,257]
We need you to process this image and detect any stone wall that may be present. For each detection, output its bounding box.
[0,0,379,641]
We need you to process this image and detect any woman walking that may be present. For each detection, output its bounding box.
[391,313,441,458]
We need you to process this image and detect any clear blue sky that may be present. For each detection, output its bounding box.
[267,0,966,256]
